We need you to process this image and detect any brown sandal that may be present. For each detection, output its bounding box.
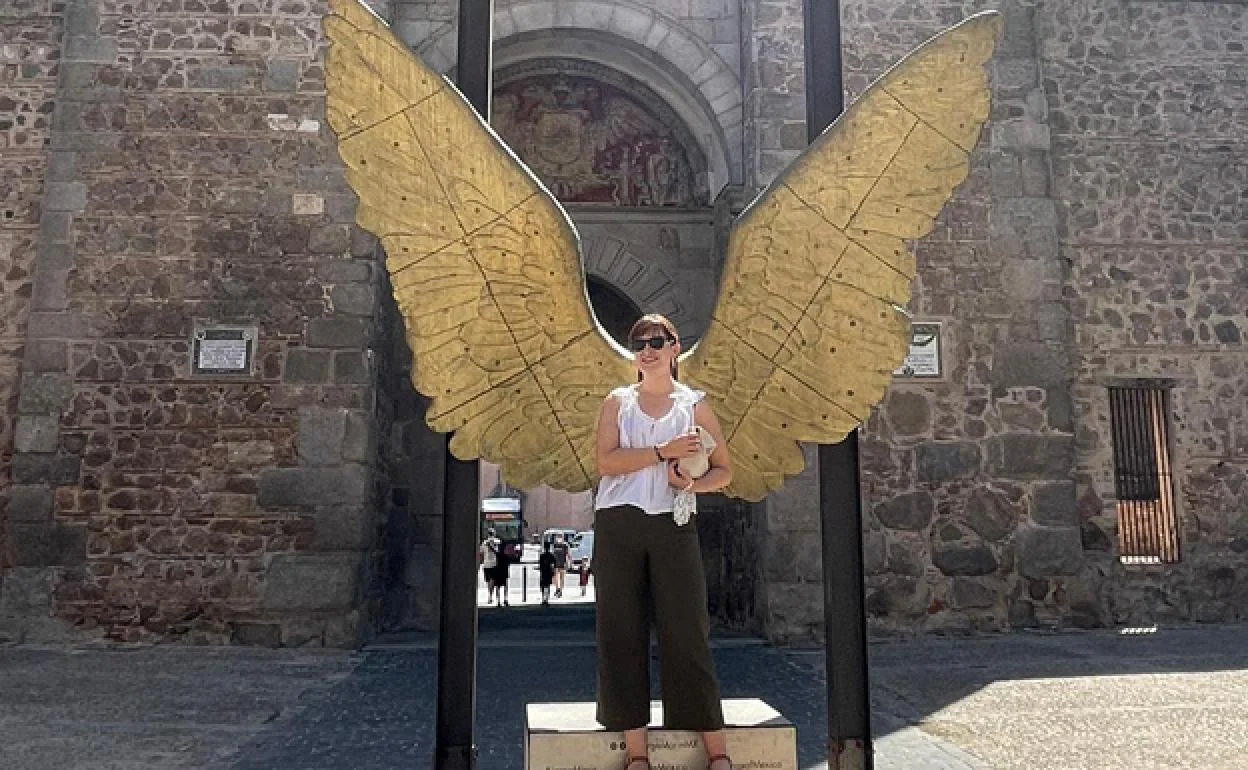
[707,754,732,770]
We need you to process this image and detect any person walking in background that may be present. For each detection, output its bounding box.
[539,541,556,607]
[478,529,500,605]
[579,556,592,597]
[552,533,570,599]
[495,539,513,607]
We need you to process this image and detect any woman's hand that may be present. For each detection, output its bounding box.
[657,431,700,460]
[667,460,693,491]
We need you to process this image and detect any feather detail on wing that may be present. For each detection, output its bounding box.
[683,12,1002,501]
[324,0,633,491]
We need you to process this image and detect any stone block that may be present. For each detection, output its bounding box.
[330,284,376,316]
[17,372,74,414]
[324,610,366,649]
[307,317,370,349]
[990,343,1068,389]
[915,442,982,482]
[873,491,934,531]
[280,618,325,647]
[263,552,361,611]
[11,453,81,485]
[38,210,72,241]
[313,506,378,550]
[43,182,88,212]
[297,407,348,466]
[308,225,352,253]
[257,464,372,508]
[989,434,1074,479]
[1017,524,1082,578]
[1032,481,1078,526]
[4,523,88,567]
[866,575,930,618]
[964,487,1018,542]
[762,581,824,642]
[6,486,54,523]
[23,340,68,373]
[885,390,930,435]
[762,531,822,582]
[14,415,60,453]
[317,260,372,283]
[265,59,301,91]
[0,567,53,614]
[292,193,324,216]
[932,543,998,577]
[284,349,331,383]
[343,410,373,463]
[26,311,88,340]
[230,622,282,648]
[952,578,997,609]
[333,351,371,385]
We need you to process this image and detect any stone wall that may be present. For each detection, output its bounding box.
[758,0,1084,641]
[1043,0,1248,624]
[0,0,65,636]
[0,0,393,646]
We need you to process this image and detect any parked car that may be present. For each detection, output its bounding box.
[569,530,594,573]
[541,528,578,550]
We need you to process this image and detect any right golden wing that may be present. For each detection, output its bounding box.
[684,13,1002,501]
[324,0,633,491]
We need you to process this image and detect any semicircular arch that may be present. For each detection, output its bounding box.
[416,0,742,194]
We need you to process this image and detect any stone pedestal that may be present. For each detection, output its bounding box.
[525,699,796,770]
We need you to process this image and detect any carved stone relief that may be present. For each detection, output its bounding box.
[493,60,710,207]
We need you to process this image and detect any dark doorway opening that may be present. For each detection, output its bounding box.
[587,275,642,347]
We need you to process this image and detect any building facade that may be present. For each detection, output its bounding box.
[0,0,1244,645]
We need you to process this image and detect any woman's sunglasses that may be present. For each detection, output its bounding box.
[630,335,672,352]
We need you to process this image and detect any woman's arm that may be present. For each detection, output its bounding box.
[595,393,701,477]
[669,401,733,494]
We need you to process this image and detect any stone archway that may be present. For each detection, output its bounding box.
[409,0,743,195]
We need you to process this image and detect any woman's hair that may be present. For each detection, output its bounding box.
[628,313,680,381]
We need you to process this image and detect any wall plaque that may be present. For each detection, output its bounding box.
[894,322,943,379]
[192,325,256,376]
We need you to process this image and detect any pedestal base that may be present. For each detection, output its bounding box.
[525,698,797,770]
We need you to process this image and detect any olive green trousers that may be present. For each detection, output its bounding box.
[593,504,725,731]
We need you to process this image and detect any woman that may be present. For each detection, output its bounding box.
[593,314,733,770]
[539,541,556,606]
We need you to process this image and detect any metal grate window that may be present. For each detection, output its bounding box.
[1108,387,1180,565]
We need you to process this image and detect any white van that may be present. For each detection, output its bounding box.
[569,530,594,572]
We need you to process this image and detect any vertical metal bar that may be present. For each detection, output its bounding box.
[803,0,871,767]
[436,4,492,769]
[1138,388,1160,558]
[1151,389,1178,562]
[1117,391,1134,559]
[1127,388,1149,557]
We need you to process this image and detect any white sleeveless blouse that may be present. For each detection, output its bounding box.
[595,382,704,516]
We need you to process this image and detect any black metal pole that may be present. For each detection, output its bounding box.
[803,0,873,768]
[435,4,492,770]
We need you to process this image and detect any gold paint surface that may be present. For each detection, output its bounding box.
[324,1,1001,501]
[683,12,1002,500]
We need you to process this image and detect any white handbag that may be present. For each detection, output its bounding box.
[673,426,717,526]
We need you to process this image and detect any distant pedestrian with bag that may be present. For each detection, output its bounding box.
[552,533,570,599]
[478,529,500,605]
[539,541,556,606]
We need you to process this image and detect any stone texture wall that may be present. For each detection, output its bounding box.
[0,0,395,646]
[0,0,65,635]
[757,0,1084,641]
[1042,0,1248,624]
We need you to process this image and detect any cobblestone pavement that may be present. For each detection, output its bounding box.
[3,617,1248,769]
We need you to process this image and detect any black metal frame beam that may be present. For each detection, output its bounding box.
[802,0,874,767]
[435,3,493,769]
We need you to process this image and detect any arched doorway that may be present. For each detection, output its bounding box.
[587,275,641,346]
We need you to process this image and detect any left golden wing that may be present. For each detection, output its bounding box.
[324,0,633,491]
[684,13,1002,501]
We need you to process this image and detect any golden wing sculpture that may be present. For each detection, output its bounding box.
[323,0,1001,500]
